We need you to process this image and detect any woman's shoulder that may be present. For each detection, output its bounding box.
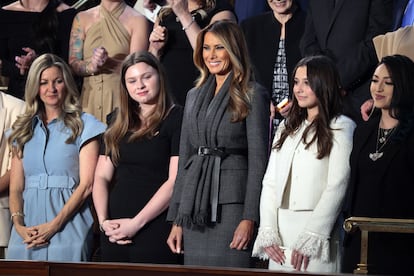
[251,81,270,100]
[241,11,274,27]
[1,1,21,11]
[122,4,148,31]
[211,0,234,12]
[81,112,106,128]
[162,105,184,128]
[79,113,106,141]
[168,104,184,117]
[184,87,200,104]
[331,115,357,141]
[0,4,36,20]
[331,115,356,129]
[77,5,99,19]
[56,2,72,12]
[0,92,25,107]
[57,6,77,17]
[123,4,147,20]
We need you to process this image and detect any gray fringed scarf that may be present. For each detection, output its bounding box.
[175,74,232,227]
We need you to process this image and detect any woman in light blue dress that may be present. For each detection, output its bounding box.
[6,54,106,261]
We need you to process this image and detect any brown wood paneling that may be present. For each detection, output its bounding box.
[0,260,354,276]
[0,260,49,276]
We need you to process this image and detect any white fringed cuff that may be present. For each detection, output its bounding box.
[293,231,330,262]
[252,227,282,260]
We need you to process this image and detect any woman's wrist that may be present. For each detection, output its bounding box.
[99,219,107,232]
[10,211,25,226]
[148,45,163,59]
[178,13,194,30]
[182,16,195,31]
[84,60,95,76]
[10,211,25,220]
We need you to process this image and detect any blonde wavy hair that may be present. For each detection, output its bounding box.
[8,53,83,158]
[193,20,253,122]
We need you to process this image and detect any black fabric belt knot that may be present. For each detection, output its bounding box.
[196,146,247,157]
[197,146,227,158]
[195,146,247,223]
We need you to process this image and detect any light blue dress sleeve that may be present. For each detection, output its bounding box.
[78,113,106,149]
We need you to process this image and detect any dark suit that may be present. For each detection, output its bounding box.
[234,0,269,23]
[241,8,306,99]
[342,114,414,275]
[300,0,393,123]
[393,0,410,30]
[167,79,270,267]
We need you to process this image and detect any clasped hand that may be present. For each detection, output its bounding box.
[16,221,59,249]
[101,218,139,245]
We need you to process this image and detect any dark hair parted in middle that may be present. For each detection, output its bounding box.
[193,20,253,122]
[373,54,414,142]
[275,55,344,159]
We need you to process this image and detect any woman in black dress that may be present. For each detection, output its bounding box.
[93,51,182,263]
[342,55,414,275]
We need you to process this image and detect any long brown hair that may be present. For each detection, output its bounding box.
[103,51,174,165]
[193,20,253,122]
[275,55,343,159]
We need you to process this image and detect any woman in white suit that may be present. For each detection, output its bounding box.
[0,91,25,258]
[252,55,356,273]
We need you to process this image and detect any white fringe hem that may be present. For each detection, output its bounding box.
[293,231,330,262]
[252,227,282,260]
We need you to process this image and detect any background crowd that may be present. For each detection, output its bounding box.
[1,0,414,275]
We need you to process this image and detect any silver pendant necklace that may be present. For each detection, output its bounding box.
[369,125,396,161]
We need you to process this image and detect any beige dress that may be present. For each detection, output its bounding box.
[81,2,130,123]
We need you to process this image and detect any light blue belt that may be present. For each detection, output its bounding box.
[25,175,77,190]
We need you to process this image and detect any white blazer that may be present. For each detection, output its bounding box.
[253,115,355,261]
[0,92,25,246]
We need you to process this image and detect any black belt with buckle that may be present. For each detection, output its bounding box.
[194,146,247,223]
[196,146,247,158]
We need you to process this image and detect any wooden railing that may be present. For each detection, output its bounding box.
[0,260,353,276]
[343,216,414,274]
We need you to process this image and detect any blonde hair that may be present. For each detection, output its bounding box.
[8,53,83,158]
[193,20,253,122]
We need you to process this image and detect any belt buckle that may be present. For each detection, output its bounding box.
[198,146,208,156]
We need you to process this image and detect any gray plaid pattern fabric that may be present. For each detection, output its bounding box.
[272,39,290,129]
